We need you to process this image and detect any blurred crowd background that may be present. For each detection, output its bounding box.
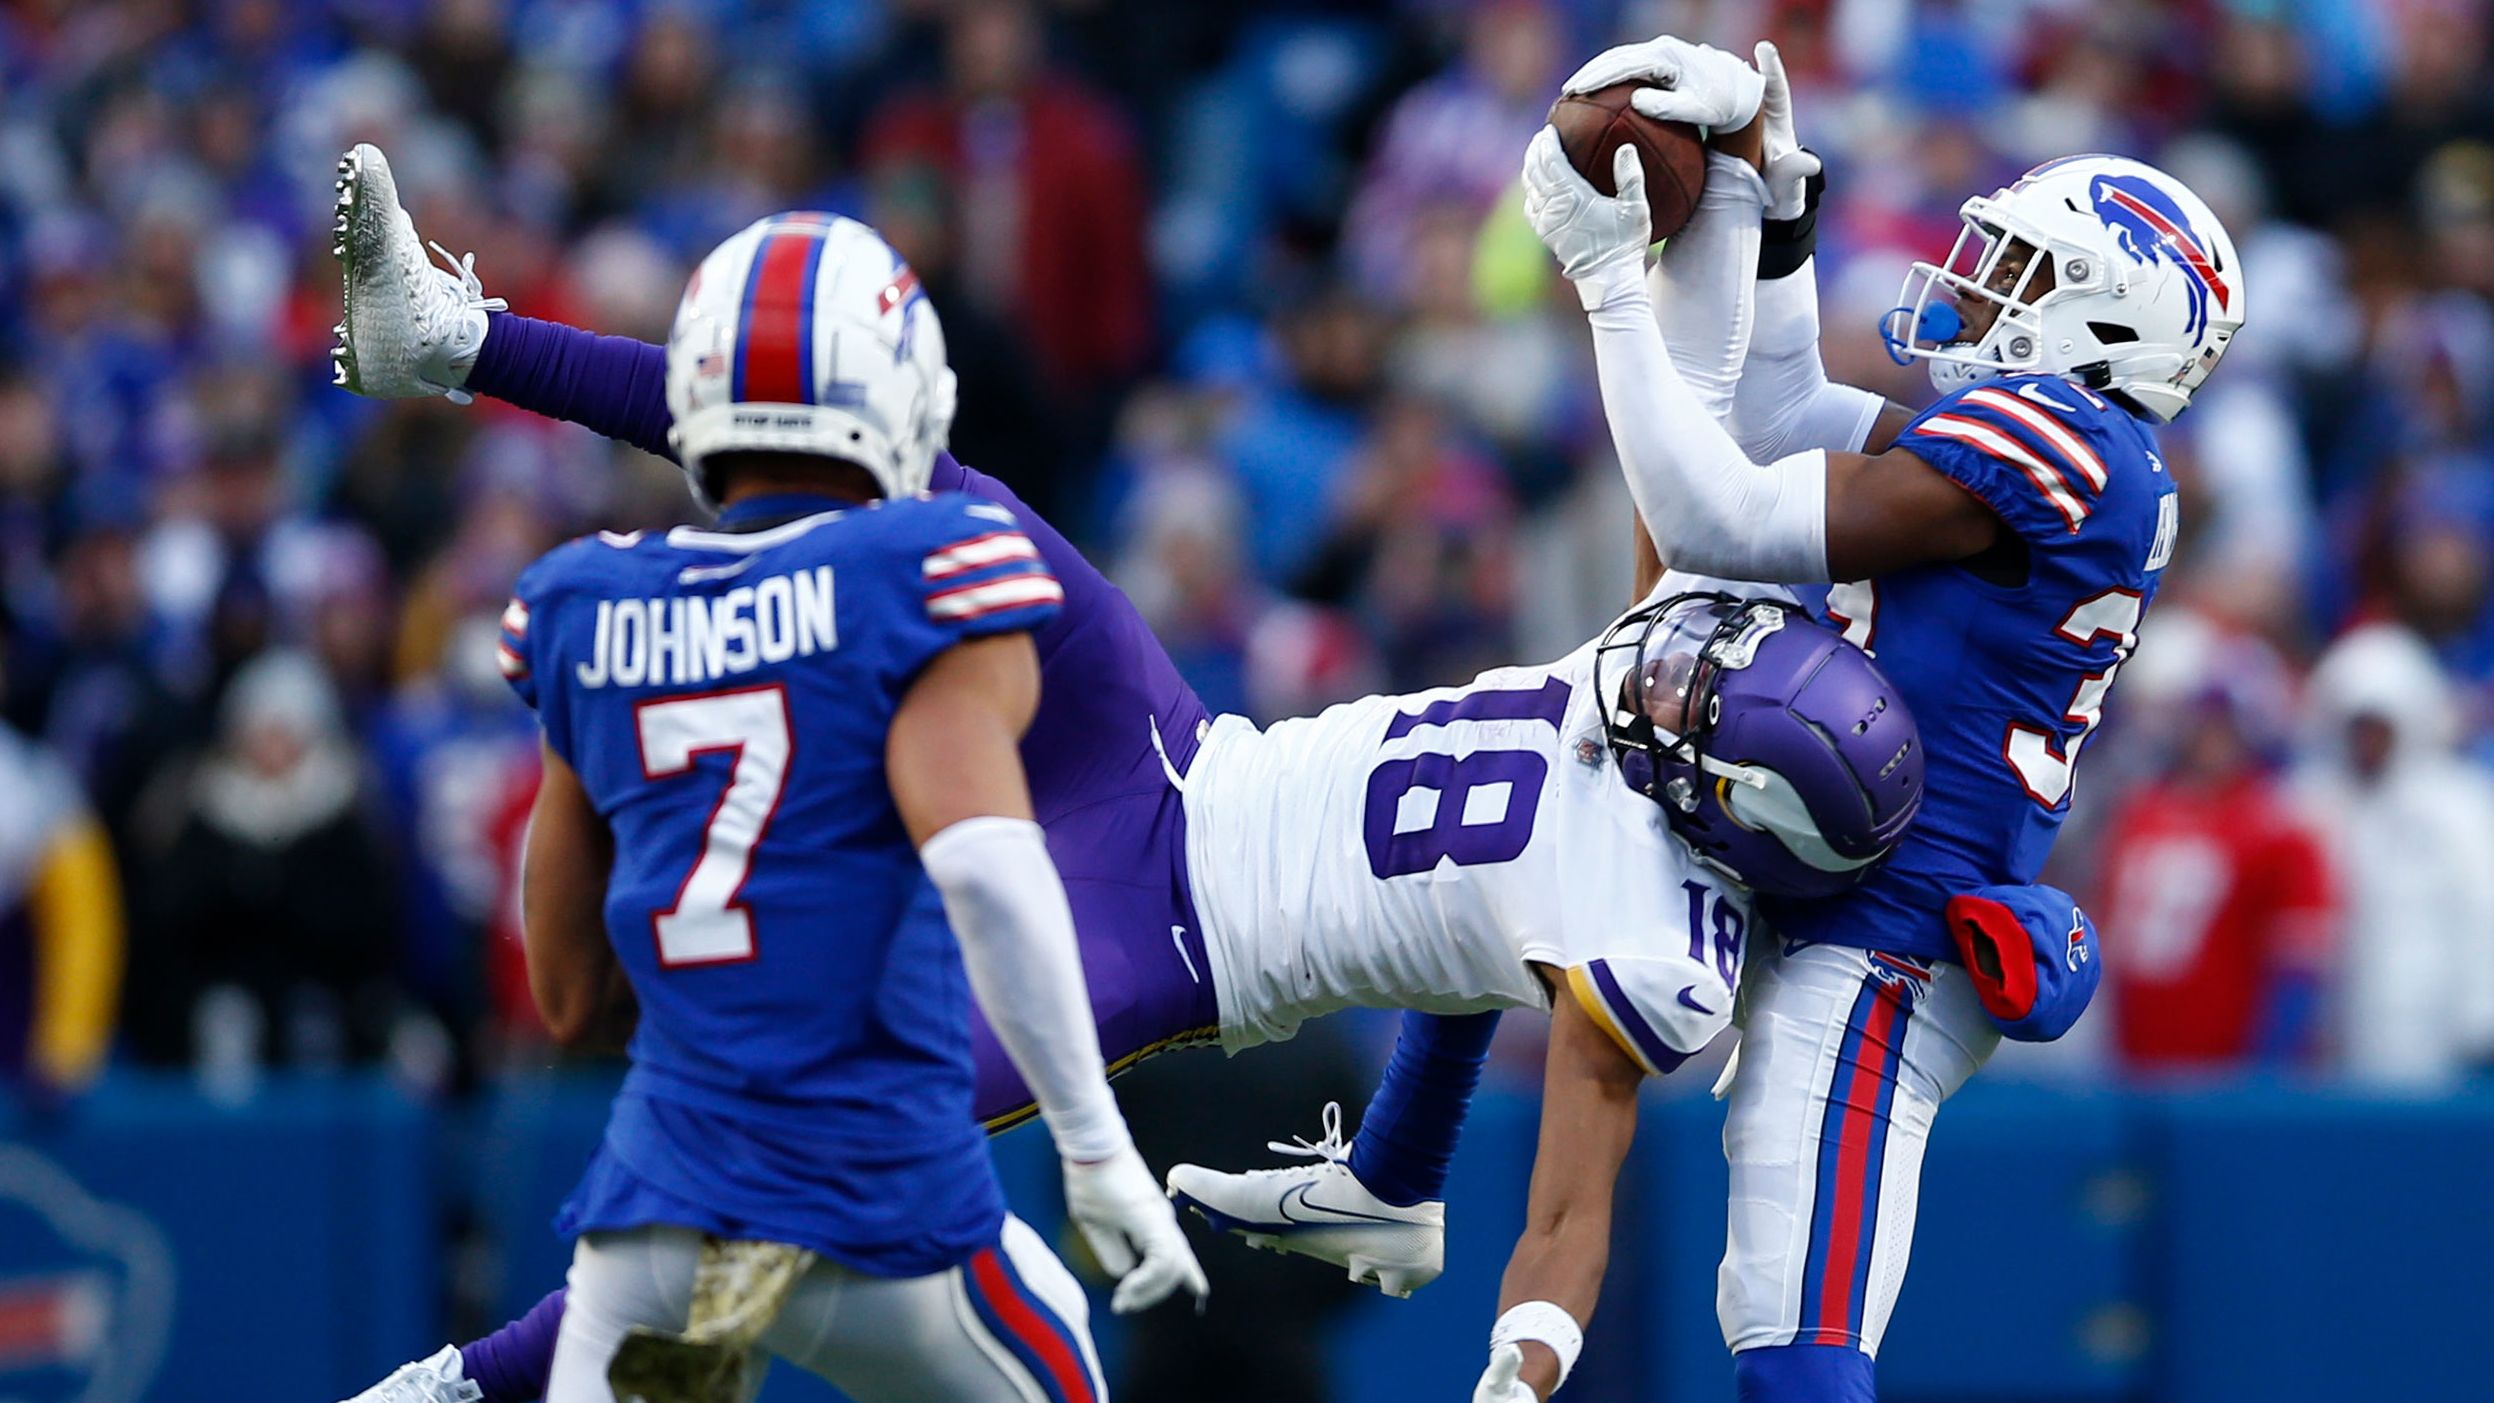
[6,0,2494,1396]
[5,0,2494,1354]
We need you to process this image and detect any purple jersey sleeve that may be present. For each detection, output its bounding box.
[467,313,676,461]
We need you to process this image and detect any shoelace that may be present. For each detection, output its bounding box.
[1263,1100,1351,1165]
[417,241,509,404]
[424,240,509,314]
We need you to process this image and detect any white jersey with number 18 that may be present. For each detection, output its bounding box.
[1180,596,1760,1077]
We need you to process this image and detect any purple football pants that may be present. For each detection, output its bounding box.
[932,456,1223,1125]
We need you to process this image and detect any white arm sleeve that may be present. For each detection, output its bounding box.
[1725,257,1888,461]
[1641,154,1769,421]
[1578,258,1830,582]
[921,815,1130,1163]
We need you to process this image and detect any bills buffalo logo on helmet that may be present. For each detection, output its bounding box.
[2087,172,2231,341]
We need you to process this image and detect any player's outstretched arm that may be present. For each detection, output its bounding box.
[1473,973,1646,1403]
[523,740,637,1052]
[1525,129,1999,582]
[466,314,676,462]
[1722,42,1914,465]
[889,634,1209,1315]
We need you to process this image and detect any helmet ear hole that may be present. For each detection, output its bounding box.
[2087,321,2139,345]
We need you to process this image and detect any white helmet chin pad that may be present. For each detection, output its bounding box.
[1881,155,2245,422]
[664,214,958,509]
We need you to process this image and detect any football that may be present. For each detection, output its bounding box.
[1547,82,1708,240]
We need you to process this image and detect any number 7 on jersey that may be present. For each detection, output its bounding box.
[635,685,793,965]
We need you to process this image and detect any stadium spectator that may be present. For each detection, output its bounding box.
[1294,393,1518,691]
[1217,286,1388,585]
[368,606,537,1035]
[0,629,124,1102]
[861,0,1153,409]
[2296,624,2494,1088]
[122,649,404,1070]
[864,158,1072,521]
[1340,0,1565,307]
[2094,643,2338,1072]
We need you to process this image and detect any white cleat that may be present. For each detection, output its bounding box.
[1164,1101,1445,1299]
[332,143,504,402]
[340,1345,481,1403]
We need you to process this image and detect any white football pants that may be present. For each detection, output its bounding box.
[546,1215,1108,1403]
[1717,940,2000,1357]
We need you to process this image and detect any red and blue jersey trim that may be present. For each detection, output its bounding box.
[922,527,1062,631]
[731,217,833,406]
[964,1242,1099,1403]
[1908,381,2113,534]
[1796,969,1915,1346]
[497,597,531,680]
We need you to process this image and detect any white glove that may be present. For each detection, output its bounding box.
[1562,35,1764,131]
[1061,1144,1209,1314]
[1522,126,1649,291]
[1473,1344,1538,1403]
[1752,41,1822,222]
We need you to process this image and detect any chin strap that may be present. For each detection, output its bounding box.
[1698,752,1772,790]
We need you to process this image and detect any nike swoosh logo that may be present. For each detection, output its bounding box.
[1278,1181,1412,1228]
[2016,382,2076,413]
[1677,984,1716,1016]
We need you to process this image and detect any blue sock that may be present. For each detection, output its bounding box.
[461,1287,566,1403]
[1735,1344,1876,1403]
[1345,1010,1500,1207]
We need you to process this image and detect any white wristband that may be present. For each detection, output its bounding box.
[1490,1301,1585,1391]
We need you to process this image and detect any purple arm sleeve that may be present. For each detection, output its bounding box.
[458,1286,564,1403]
[466,313,677,462]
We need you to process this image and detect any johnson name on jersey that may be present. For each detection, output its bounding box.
[1182,601,1757,1078]
[500,491,1062,1275]
[1787,373,2178,961]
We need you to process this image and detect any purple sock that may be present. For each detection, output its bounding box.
[466,312,676,462]
[1346,1010,1500,1207]
[460,1288,566,1403]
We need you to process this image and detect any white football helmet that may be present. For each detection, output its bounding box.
[665,213,958,508]
[1881,155,2245,422]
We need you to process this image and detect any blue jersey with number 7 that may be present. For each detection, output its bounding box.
[501,492,1061,1276]
[1779,374,2178,961]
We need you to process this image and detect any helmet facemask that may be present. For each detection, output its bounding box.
[1883,200,2112,395]
[1598,596,1853,861]
[1595,592,1926,898]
